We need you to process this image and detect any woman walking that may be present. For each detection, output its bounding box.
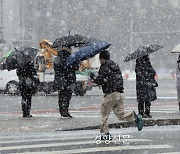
[135,55,158,118]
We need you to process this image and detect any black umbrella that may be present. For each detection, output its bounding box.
[124,45,163,62]
[52,34,98,48]
[15,47,39,65]
[2,47,39,70]
[1,55,18,71]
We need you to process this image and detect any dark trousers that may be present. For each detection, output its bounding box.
[58,89,72,116]
[138,101,151,116]
[19,79,33,116]
[21,90,33,116]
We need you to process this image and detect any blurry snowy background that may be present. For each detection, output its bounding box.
[0,0,180,72]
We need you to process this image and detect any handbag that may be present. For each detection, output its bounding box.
[147,79,158,88]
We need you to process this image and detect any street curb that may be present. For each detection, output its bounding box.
[60,118,180,131]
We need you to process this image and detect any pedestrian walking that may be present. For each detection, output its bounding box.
[17,61,39,117]
[53,45,79,118]
[90,50,143,140]
[135,55,158,118]
[176,54,180,111]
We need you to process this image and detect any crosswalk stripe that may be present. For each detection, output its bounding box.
[23,144,174,154]
[0,138,151,144]
[36,114,99,118]
[157,152,179,154]
[0,140,95,151]
[125,96,177,99]
[0,137,91,144]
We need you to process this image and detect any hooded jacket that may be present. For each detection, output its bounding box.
[93,60,124,94]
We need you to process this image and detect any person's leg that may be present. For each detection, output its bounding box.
[138,102,144,116]
[26,94,32,117]
[19,80,27,117]
[113,93,134,121]
[176,80,180,111]
[58,90,63,115]
[58,89,72,118]
[144,101,152,118]
[21,93,27,117]
[100,93,114,134]
[63,89,73,117]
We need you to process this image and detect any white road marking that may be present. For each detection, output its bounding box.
[0,140,95,151]
[23,144,174,154]
[0,137,150,144]
[126,96,177,99]
[156,152,180,154]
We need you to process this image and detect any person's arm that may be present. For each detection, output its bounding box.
[73,61,80,71]
[90,66,107,86]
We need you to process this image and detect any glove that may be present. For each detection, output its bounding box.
[89,72,95,80]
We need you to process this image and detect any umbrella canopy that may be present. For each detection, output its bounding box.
[124,45,163,62]
[2,47,39,71]
[1,55,18,71]
[15,47,39,65]
[66,41,111,66]
[52,34,98,49]
[3,50,13,58]
[171,44,180,53]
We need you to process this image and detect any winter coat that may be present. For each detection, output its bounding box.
[135,56,158,103]
[176,58,180,101]
[16,62,39,95]
[93,60,124,94]
[53,50,79,91]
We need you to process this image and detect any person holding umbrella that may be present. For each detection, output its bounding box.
[16,47,40,117]
[90,50,143,140]
[52,34,109,119]
[52,44,79,119]
[124,45,162,118]
[135,54,158,118]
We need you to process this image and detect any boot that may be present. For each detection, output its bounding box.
[27,109,32,117]
[144,102,152,118]
[23,111,28,117]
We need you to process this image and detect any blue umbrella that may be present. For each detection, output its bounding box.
[66,41,111,66]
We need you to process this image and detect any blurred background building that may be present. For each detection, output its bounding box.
[1,0,180,70]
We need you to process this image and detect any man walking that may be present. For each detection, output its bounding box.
[90,50,143,139]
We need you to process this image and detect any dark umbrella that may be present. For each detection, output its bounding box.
[1,55,18,71]
[2,47,39,71]
[15,47,39,65]
[66,41,111,66]
[124,45,163,62]
[52,34,98,48]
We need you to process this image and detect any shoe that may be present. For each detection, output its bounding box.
[142,114,152,118]
[134,112,144,131]
[100,133,112,140]
[23,114,32,118]
[61,113,73,119]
